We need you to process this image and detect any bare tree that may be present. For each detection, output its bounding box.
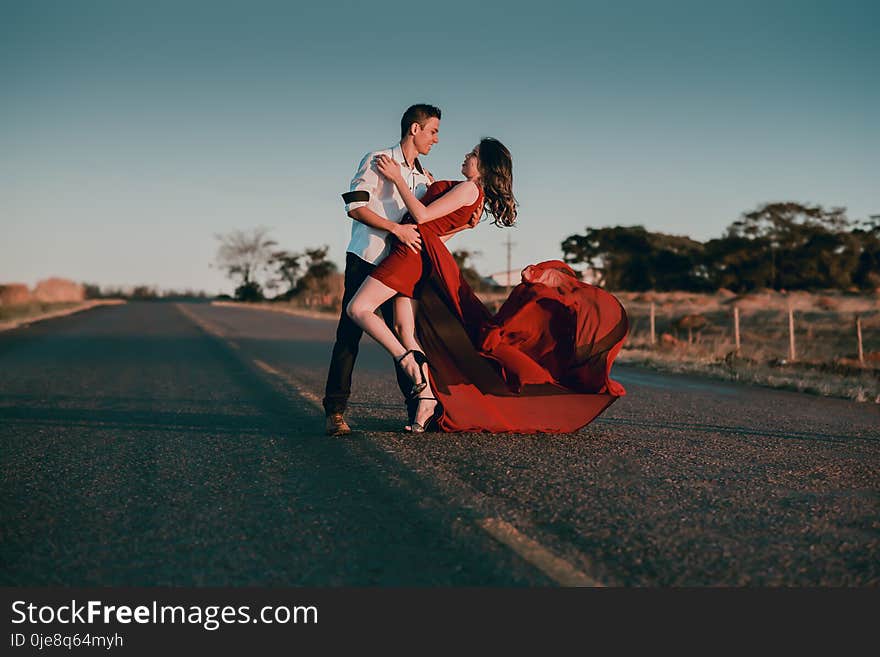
[296,246,340,307]
[214,227,277,300]
[267,250,303,299]
[452,249,485,291]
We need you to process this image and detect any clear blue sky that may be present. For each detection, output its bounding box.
[2,0,878,294]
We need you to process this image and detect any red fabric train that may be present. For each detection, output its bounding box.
[415,241,629,433]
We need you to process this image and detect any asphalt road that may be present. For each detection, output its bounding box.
[1,301,877,586]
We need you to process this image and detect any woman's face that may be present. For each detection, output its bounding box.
[461,145,480,179]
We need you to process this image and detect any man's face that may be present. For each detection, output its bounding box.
[412,117,440,156]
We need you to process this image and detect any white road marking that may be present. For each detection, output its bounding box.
[179,302,606,587]
[477,518,603,587]
[253,359,324,408]
[253,354,603,586]
[175,303,224,338]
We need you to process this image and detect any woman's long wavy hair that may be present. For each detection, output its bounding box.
[477,137,517,227]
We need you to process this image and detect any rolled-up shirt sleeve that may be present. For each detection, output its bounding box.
[343,152,379,213]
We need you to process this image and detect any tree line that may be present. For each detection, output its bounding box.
[214,227,494,305]
[561,202,880,292]
[214,227,340,303]
[217,201,880,301]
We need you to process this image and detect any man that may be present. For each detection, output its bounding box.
[323,104,441,435]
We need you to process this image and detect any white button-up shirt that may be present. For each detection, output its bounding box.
[343,143,432,265]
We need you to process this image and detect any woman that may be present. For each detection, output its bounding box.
[348,138,628,433]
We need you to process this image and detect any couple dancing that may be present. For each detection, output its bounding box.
[324,104,628,435]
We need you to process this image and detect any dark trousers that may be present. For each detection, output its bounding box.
[323,252,413,417]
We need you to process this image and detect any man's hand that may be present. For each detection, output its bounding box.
[392,223,422,253]
[467,205,483,227]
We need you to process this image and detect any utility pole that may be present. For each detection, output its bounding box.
[504,233,515,295]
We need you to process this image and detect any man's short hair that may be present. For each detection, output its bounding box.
[400,104,441,139]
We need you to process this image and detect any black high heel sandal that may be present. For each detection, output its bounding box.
[409,397,442,433]
[395,350,429,398]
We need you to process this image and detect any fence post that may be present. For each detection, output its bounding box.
[734,305,740,353]
[650,302,656,346]
[788,303,796,362]
[857,315,864,366]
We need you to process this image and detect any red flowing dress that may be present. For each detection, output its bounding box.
[372,180,484,297]
[372,180,629,434]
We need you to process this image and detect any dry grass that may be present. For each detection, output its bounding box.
[616,289,880,403]
[0,301,86,322]
[619,347,880,403]
[0,300,126,330]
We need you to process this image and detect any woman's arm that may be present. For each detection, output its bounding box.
[374,154,479,224]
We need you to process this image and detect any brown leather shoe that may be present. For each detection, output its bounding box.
[325,413,351,436]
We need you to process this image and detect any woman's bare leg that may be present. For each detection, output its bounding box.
[393,296,422,353]
[393,296,438,429]
[347,277,422,385]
